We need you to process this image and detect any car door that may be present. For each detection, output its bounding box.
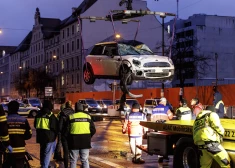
[18,103,30,116]
[88,45,105,75]
[102,44,120,76]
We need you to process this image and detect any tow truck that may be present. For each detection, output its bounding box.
[139,120,235,168]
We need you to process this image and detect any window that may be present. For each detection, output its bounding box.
[67,28,70,37]
[184,22,192,27]
[90,45,104,55]
[72,41,74,51]
[67,43,69,53]
[41,54,43,62]
[2,50,5,57]
[39,43,40,50]
[53,64,55,72]
[71,58,74,68]
[77,39,80,49]
[57,48,60,56]
[77,57,79,67]
[71,74,74,84]
[77,24,80,32]
[72,25,74,34]
[63,30,65,39]
[66,59,69,69]
[62,45,65,54]
[57,63,59,72]
[61,76,64,86]
[185,30,194,37]
[77,73,79,84]
[61,60,64,70]
[41,42,43,49]
[66,75,69,85]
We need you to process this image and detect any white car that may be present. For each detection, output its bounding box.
[83,40,174,85]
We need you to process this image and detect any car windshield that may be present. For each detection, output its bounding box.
[126,99,139,106]
[29,99,40,104]
[103,100,113,105]
[118,44,154,56]
[96,100,101,104]
[86,99,97,104]
[145,100,155,105]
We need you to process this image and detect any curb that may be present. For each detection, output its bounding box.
[89,156,125,168]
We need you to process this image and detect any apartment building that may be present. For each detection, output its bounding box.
[166,14,235,87]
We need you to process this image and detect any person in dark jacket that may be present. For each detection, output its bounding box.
[53,104,65,161]
[68,102,96,168]
[34,100,58,168]
[4,101,32,168]
[213,91,225,118]
[58,101,74,168]
[0,104,12,166]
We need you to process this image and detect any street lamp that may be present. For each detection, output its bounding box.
[115,34,121,39]
[53,55,57,59]
[0,72,3,74]
[0,29,2,34]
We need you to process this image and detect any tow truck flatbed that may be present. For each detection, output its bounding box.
[140,120,235,167]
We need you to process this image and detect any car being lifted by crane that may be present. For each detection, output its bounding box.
[83,40,174,85]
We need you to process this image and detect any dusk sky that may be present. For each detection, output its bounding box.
[0,0,235,46]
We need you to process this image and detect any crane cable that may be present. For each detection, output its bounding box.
[169,16,177,58]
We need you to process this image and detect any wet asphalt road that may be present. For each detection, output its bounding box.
[26,118,173,168]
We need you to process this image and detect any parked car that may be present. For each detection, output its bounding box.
[2,102,39,118]
[96,99,113,113]
[115,98,143,115]
[78,98,102,113]
[23,97,42,109]
[143,99,158,115]
[0,103,9,114]
[83,40,174,85]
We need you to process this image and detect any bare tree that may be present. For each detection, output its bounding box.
[15,68,56,98]
[170,31,211,98]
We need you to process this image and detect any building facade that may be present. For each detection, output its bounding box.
[0,46,16,100]
[166,14,235,87]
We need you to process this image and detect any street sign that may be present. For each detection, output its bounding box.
[45,87,53,97]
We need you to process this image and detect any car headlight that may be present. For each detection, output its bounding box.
[132,59,141,66]
[97,105,101,108]
[104,105,107,108]
[168,58,174,65]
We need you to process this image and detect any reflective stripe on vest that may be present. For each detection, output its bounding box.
[0,115,7,122]
[69,113,91,135]
[8,129,26,134]
[12,147,26,153]
[35,113,52,130]
[215,100,226,114]
[0,135,9,142]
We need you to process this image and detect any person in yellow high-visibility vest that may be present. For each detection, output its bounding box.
[34,100,58,168]
[193,105,230,168]
[68,102,96,168]
[213,91,226,118]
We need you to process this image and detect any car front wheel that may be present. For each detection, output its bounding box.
[83,64,95,84]
[29,110,37,118]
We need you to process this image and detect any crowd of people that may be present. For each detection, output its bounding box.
[0,100,96,168]
[0,90,230,167]
[122,90,230,167]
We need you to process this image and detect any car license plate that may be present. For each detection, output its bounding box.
[151,69,155,73]
[92,109,96,111]
[162,69,169,73]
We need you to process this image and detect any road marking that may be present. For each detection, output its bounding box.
[90,156,124,168]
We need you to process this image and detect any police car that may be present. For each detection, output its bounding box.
[2,102,39,118]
